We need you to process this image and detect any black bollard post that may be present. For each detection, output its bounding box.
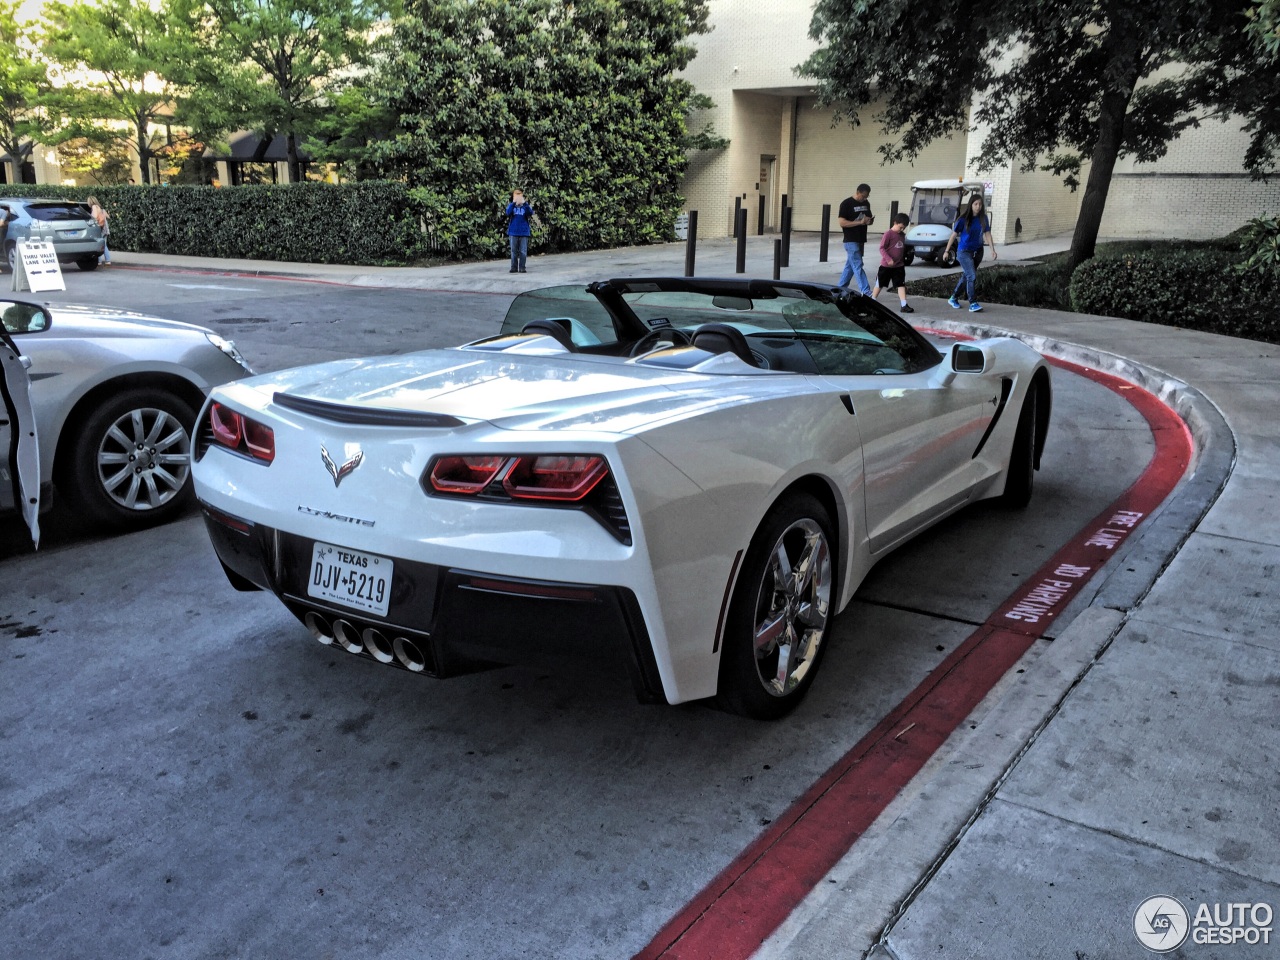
[684,210,698,277]
[733,196,742,238]
[757,194,765,236]
[773,239,782,280]
[735,209,747,274]
[891,200,899,222]
[780,205,792,268]
[819,204,831,262]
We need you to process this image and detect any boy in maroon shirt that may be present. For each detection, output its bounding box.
[871,212,914,313]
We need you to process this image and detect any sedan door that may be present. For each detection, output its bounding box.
[0,326,40,545]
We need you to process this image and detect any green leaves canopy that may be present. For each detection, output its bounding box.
[377,0,710,258]
[801,0,1280,270]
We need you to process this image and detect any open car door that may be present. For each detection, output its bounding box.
[1,325,40,547]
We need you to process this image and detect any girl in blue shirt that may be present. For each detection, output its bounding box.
[943,194,997,312]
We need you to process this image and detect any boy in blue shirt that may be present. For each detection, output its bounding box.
[505,189,534,273]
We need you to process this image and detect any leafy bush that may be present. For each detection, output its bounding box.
[1070,247,1278,341]
[1235,216,1280,277]
[0,182,430,265]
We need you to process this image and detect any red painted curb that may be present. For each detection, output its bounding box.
[635,357,1193,960]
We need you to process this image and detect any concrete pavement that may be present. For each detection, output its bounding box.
[110,233,1279,958]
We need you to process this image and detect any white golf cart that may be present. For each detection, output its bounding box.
[903,179,989,267]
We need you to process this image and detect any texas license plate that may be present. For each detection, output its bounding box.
[308,541,393,616]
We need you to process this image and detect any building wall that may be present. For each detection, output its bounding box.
[679,0,1276,244]
[791,97,969,233]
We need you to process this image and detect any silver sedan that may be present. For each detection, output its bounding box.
[1,298,252,533]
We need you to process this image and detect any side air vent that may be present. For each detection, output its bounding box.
[273,393,465,428]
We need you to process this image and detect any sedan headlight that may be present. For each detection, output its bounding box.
[205,332,253,372]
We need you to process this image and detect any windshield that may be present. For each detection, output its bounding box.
[620,287,940,376]
[910,189,965,226]
[23,203,94,223]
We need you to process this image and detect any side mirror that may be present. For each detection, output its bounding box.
[952,343,988,374]
[0,300,51,335]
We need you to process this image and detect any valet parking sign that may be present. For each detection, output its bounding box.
[11,240,67,293]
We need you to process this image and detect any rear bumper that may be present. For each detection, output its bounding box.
[200,502,667,704]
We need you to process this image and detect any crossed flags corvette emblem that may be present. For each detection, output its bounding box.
[321,444,364,487]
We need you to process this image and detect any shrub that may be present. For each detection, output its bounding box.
[0,182,430,266]
[1235,216,1280,277]
[1070,248,1278,341]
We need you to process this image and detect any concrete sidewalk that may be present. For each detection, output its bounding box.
[115,236,1279,957]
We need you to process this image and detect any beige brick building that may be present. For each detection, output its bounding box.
[679,0,1280,243]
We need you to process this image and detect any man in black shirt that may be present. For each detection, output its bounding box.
[837,183,875,294]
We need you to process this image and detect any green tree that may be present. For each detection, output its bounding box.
[176,0,388,183]
[40,0,195,185]
[801,0,1280,273]
[0,2,50,181]
[377,0,710,257]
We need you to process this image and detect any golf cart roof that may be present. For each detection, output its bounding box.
[910,179,986,191]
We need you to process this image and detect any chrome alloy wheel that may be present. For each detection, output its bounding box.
[96,406,193,511]
[751,517,833,697]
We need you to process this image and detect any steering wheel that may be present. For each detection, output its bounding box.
[629,326,693,357]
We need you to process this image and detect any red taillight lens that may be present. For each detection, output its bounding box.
[243,419,276,463]
[503,455,608,501]
[210,402,243,447]
[210,403,274,463]
[429,455,507,494]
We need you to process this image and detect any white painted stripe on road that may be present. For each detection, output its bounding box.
[166,283,262,291]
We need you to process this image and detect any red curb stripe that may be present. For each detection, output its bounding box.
[635,357,1193,960]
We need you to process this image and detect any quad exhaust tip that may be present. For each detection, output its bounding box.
[304,611,334,644]
[304,610,435,675]
[362,627,395,664]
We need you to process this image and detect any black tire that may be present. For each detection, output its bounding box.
[902,246,916,266]
[938,249,958,268]
[61,388,197,530]
[1000,388,1038,508]
[77,256,100,272]
[4,242,14,274]
[716,492,836,720]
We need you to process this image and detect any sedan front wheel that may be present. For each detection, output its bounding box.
[62,388,197,529]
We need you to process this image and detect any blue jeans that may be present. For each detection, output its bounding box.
[509,235,529,270]
[953,248,983,301]
[838,241,871,295]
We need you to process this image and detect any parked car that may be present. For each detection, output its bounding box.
[193,277,1051,719]
[0,198,106,273]
[0,298,253,533]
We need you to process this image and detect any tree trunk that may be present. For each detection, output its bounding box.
[1066,34,1144,275]
[136,118,153,185]
[287,131,300,184]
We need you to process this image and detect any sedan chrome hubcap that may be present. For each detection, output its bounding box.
[97,407,191,511]
[753,518,832,697]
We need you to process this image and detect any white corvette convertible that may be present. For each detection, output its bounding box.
[193,278,1050,719]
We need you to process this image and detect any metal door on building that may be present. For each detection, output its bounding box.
[759,155,777,232]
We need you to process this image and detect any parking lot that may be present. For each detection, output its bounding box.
[0,264,1177,958]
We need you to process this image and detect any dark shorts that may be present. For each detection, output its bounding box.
[877,265,906,290]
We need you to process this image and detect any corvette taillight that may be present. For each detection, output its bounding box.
[502,455,608,501]
[425,454,609,502]
[209,402,275,464]
[428,455,507,493]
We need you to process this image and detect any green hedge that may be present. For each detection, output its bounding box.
[0,182,430,265]
[1069,248,1279,342]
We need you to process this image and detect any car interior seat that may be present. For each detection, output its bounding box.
[691,322,758,366]
[520,318,576,351]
